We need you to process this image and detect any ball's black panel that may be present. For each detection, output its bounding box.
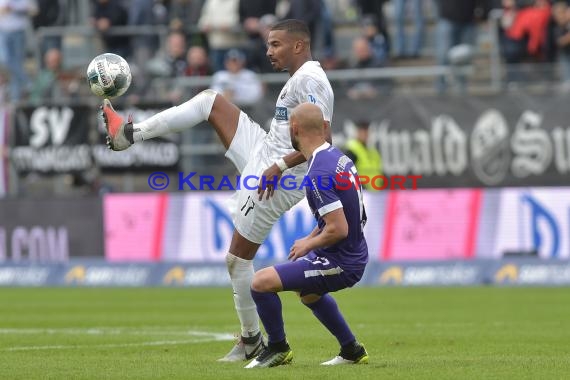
[104,85,119,97]
[87,69,99,85]
[113,73,128,90]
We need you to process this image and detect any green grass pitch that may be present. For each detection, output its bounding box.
[0,287,569,379]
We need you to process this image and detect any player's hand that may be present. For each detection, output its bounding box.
[257,164,282,201]
[288,238,312,261]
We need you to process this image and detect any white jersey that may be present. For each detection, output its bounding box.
[225,61,334,244]
[263,61,334,164]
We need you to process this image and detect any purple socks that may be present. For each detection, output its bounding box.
[251,289,286,344]
[304,294,355,347]
[252,290,355,348]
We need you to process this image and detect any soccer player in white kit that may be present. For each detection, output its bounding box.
[101,19,334,362]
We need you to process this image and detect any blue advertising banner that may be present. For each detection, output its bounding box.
[1,259,569,287]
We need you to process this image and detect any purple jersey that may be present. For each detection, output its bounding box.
[305,143,368,270]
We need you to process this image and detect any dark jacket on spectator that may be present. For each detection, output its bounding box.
[283,0,321,37]
[437,0,492,24]
[239,0,277,23]
[33,0,62,28]
[93,1,129,54]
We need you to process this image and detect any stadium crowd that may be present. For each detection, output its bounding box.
[1,0,570,105]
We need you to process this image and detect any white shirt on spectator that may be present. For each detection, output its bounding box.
[198,0,246,49]
[211,68,263,107]
[0,0,36,32]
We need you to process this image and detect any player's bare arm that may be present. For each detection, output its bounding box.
[257,121,331,201]
[286,225,321,258]
[288,208,348,260]
[256,151,303,200]
[286,225,321,254]
[306,224,321,239]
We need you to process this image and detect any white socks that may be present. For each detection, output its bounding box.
[226,253,259,338]
[132,89,216,142]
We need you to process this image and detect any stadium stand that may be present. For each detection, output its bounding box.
[0,0,567,195]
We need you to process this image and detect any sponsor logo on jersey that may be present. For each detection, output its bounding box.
[280,89,287,99]
[308,94,317,104]
[275,107,288,121]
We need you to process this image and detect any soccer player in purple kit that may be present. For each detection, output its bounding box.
[245,103,369,368]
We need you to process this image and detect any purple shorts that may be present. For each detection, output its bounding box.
[274,251,365,296]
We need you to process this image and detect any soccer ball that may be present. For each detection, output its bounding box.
[87,53,132,98]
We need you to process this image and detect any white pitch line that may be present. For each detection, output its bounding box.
[0,328,235,338]
[1,328,235,352]
[5,338,232,352]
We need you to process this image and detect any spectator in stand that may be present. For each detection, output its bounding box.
[166,45,212,103]
[129,0,169,61]
[502,0,551,63]
[128,0,169,99]
[275,0,321,40]
[210,48,263,110]
[185,45,212,77]
[343,120,382,191]
[143,30,188,102]
[147,31,188,78]
[499,0,527,65]
[434,0,491,94]
[198,0,246,72]
[361,15,390,66]
[393,0,425,59]
[239,0,277,44]
[498,0,551,84]
[29,48,80,104]
[347,36,385,99]
[169,0,205,41]
[0,0,37,102]
[240,2,278,74]
[353,37,386,69]
[91,0,130,58]
[553,0,570,90]
[355,0,391,56]
[32,0,64,61]
[246,13,278,73]
[319,0,336,65]
[179,45,212,98]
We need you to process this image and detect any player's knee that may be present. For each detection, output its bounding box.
[224,253,235,271]
[199,88,218,99]
[251,268,279,293]
[251,271,269,292]
[191,89,218,109]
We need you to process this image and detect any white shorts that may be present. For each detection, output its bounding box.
[225,112,305,244]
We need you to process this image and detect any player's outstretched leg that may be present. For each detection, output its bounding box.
[102,89,224,151]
